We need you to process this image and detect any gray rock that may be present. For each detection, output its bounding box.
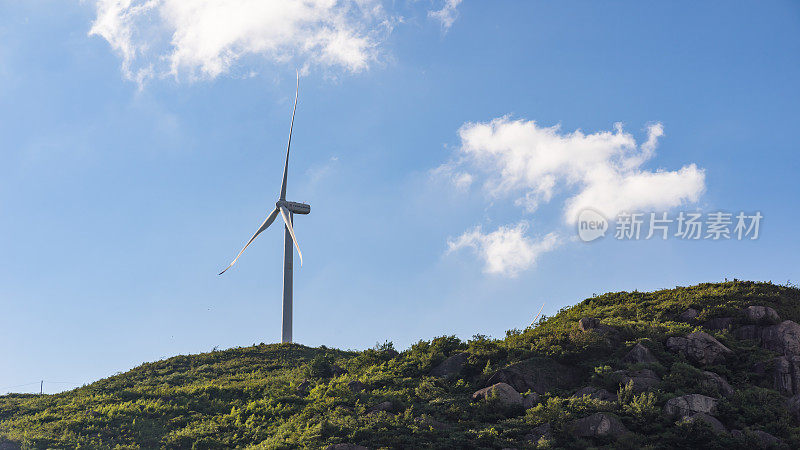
[701,371,734,397]
[573,386,618,402]
[685,412,727,434]
[754,356,800,396]
[522,392,541,409]
[744,306,781,325]
[325,445,369,450]
[704,317,734,331]
[622,343,658,364]
[365,401,395,415]
[749,429,782,447]
[664,394,718,418]
[613,368,660,393]
[524,423,552,443]
[734,325,763,341]
[471,382,523,407]
[731,429,744,439]
[679,308,700,322]
[787,394,800,423]
[486,357,581,394]
[347,380,365,393]
[429,352,468,378]
[761,320,800,356]
[578,317,601,332]
[570,413,629,439]
[666,331,733,365]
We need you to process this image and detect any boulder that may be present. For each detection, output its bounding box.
[754,356,800,396]
[749,430,782,447]
[666,331,733,365]
[573,386,618,402]
[570,413,629,439]
[684,412,727,434]
[787,394,800,423]
[734,325,762,341]
[325,445,369,450]
[679,308,700,322]
[622,343,658,364]
[486,357,582,394]
[429,352,468,378]
[664,394,718,418]
[743,306,781,325]
[524,423,552,444]
[347,380,366,393]
[522,392,541,409]
[365,401,395,415]
[613,368,660,393]
[730,429,744,439]
[761,320,800,356]
[700,371,734,397]
[704,317,734,331]
[471,382,523,407]
[578,317,600,332]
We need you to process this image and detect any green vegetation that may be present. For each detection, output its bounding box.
[2,281,800,448]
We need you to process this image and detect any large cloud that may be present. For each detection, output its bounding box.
[443,117,705,276]
[455,118,705,223]
[90,0,392,83]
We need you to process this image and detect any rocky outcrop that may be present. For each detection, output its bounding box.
[679,308,699,322]
[749,430,782,447]
[578,317,601,332]
[734,325,762,341]
[486,358,581,394]
[788,394,800,423]
[700,371,734,397]
[622,343,658,364]
[663,394,718,418]
[754,356,800,396]
[613,368,660,393]
[569,413,629,439]
[684,413,727,434]
[429,352,468,378]
[522,393,541,409]
[414,415,450,430]
[524,423,552,443]
[472,383,523,407]
[743,306,780,325]
[573,386,617,402]
[704,317,734,331]
[666,331,733,365]
[761,321,800,356]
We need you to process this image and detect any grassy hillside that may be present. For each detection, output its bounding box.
[2,281,800,449]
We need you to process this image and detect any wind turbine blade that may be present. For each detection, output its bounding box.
[279,70,299,201]
[279,205,303,265]
[219,208,280,275]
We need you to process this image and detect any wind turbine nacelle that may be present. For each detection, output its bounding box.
[279,201,310,215]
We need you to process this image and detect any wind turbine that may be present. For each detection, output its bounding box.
[219,71,310,344]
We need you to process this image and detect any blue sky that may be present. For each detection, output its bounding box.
[1,1,799,394]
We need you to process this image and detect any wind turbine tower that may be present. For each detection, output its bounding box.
[219,72,309,344]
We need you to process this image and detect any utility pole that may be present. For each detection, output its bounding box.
[40,380,43,395]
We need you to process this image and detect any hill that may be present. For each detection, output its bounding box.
[2,281,800,449]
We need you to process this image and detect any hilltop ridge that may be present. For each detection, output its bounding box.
[2,281,800,448]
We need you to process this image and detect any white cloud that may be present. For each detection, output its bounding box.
[454,117,705,222]
[440,116,705,276]
[447,223,559,277]
[430,162,473,191]
[90,0,393,83]
[428,0,461,31]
